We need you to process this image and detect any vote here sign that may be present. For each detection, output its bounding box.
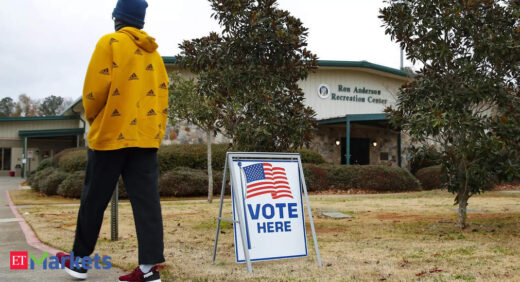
[231,159,307,262]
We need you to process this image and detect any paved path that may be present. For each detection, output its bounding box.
[0,176,125,281]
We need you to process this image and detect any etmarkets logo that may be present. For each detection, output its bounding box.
[10,251,112,270]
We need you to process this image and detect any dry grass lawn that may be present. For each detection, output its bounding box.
[10,189,520,281]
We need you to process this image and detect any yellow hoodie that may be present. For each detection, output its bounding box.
[82,27,169,151]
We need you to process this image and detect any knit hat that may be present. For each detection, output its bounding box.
[112,0,148,29]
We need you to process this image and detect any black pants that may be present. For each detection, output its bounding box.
[72,147,165,265]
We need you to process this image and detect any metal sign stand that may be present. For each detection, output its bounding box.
[212,152,322,273]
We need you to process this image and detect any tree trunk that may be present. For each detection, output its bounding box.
[457,190,469,229]
[207,130,214,203]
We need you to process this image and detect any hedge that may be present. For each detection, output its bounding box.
[39,170,69,195]
[158,167,208,197]
[28,167,54,191]
[58,149,88,172]
[302,164,332,191]
[57,171,85,198]
[304,164,421,192]
[35,144,326,175]
[36,158,54,171]
[415,165,446,190]
[37,144,430,198]
[40,163,421,198]
[297,149,325,164]
[157,144,229,173]
[409,147,442,175]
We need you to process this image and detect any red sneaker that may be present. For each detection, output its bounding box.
[56,252,88,280]
[119,265,161,282]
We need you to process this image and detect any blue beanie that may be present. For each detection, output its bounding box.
[112,0,148,29]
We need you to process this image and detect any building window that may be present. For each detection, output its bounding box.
[1,148,11,171]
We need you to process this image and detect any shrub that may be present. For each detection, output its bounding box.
[298,149,325,164]
[158,167,208,197]
[302,164,331,191]
[39,170,70,196]
[57,149,88,172]
[53,147,86,162]
[409,146,442,175]
[327,165,421,192]
[416,165,446,190]
[57,171,85,198]
[28,167,54,191]
[36,158,54,171]
[157,144,230,173]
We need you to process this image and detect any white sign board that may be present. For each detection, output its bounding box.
[231,159,307,262]
[27,151,33,159]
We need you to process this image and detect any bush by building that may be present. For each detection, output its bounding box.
[57,149,88,172]
[157,143,230,173]
[28,167,54,191]
[297,149,325,164]
[409,146,442,175]
[38,144,326,175]
[305,164,421,192]
[39,170,69,196]
[158,167,208,197]
[36,158,54,171]
[415,165,445,190]
[57,171,85,198]
[32,145,422,198]
[302,164,331,191]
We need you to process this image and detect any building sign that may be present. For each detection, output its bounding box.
[317,84,388,105]
[231,159,307,262]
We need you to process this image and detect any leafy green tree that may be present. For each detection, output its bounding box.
[177,0,318,152]
[0,97,15,117]
[381,0,520,228]
[168,73,221,203]
[39,95,65,116]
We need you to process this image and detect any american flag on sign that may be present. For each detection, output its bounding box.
[242,163,294,199]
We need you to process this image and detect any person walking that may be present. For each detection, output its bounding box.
[57,0,168,281]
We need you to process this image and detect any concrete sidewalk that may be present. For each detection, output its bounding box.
[0,176,125,281]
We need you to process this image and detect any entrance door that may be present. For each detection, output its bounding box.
[341,138,370,165]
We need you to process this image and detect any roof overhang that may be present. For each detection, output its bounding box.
[317,113,388,125]
[161,57,408,80]
[0,116,79,122]
[19,128,85,138]
[60,97,83,116]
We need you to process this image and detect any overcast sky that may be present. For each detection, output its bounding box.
[0,0,412,101]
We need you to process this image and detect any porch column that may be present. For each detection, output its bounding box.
[22,137,27,178]
[345,116,351,165]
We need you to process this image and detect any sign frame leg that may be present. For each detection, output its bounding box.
[297,155,323,267]
[212,155,229,263]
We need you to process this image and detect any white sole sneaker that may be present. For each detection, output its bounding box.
[62,264,88,280]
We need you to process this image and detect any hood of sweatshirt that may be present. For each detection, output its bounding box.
[117,27,158,53]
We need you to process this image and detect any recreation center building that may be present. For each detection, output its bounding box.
[0,58,410,177]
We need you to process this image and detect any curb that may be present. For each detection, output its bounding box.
[5,189,62,255]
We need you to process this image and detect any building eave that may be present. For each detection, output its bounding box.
[18,128,85,138]
[0,116,79,122]
[161,56,408,79]
[60,97,83,116]
[317,114,389,125]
